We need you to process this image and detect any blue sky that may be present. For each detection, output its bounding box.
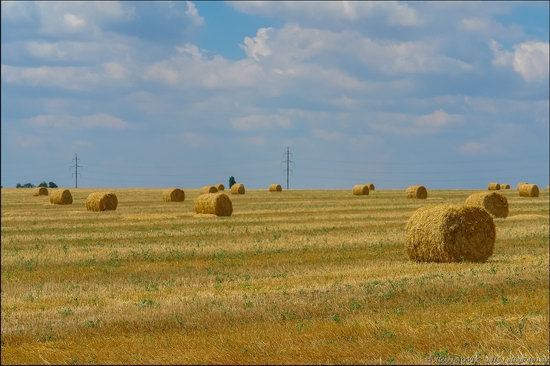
[1,1,548,189]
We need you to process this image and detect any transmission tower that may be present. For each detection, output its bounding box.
[281,147,295,189]
[71,153,82,188]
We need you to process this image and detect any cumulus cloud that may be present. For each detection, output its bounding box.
[28,114,130,129]
[185,1,204,26]
[241,27,273,61]
[231,114,291,131]
[491,39,549,81]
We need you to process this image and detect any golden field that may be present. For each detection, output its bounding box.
[1,188,549,365]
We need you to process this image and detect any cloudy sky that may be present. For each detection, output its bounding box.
[1,1,548,189]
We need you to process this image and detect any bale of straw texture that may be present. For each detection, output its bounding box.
[230,183,245,194]
[163,188,185,202]
[86,192,118,211]
[33,187,48,196]
[519,184,539,198]
[216,183,225,191]
[406,185,427,199]
[487,182,500,190]
[194,193,233,216]
[405,204,495,262]
[367,183,375,191]
[201,185,218,194]
[517,182,528,190]
[465,192,508,218]
[269,184,282,192]
[49,189,73,205]
[352,184,369,195]
[500,184,511,189]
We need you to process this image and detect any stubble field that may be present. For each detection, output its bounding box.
[1,187,549,364]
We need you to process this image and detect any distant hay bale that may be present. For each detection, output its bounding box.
[33,187,48,196]
[269,184,282,192]
[86,192,118,211]
[487,182,500,190]
[352,184,369,195]
[406,185,427,199]
[465,192,509,218]
[201,185,218,194]
[517,182,528,190]
[367,183,375,191]
[163,188,185,202]
[500,184,510,189]
[49,189,73,205]
[230,183,245,194]
[216,184,225,191]
[405,204,495,262]
[518,184,539,198]
[194,193,233,216]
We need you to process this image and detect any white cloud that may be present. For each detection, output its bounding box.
[103,62,127,79]
[414,109,463,127]
[180,132,209,148]
[64,13,86,29]
[491,39,549,81]
[242,136,266,145]
[312,129,345,141]
[15,135,44,149]
[231,114,291,131]
[27,114,130,129]
[185,1,204,26]
[71,140,93,149]
[241,27,273,61]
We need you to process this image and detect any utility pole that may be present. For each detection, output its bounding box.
[281,147,294,189]
[71,153,82,188]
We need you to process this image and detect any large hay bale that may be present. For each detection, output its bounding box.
[163,188,185,202]
[465,192,508,218]
[216,183,225,191]
[230,183,245,194]
[352,184,369,195]
[487,182,500,190]
[406,185,427,199]
[201,185,218,194]
[86,192,118,211]
[405,204,495,262]
[50,189,73,205]
[194,193,233,216]
[33,187,48,196]
[500,184,510,189]
[269,184,282,192]
[517,182,528,190]
[518,184,539,198]
[367,183,375,191]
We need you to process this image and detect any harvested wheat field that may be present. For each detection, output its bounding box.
[1,188,548,364]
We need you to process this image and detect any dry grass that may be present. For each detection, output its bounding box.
[1,188,548,364]
[194,193,233,217]
[465,191,509,218]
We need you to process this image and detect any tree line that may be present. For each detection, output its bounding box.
[16,181,58,188]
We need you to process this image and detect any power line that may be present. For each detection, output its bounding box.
[281,147,295,190]
[71,153,82,188]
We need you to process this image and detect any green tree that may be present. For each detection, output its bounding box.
[229,176,236,188]
[38,181,48,188]
[16,183,22,188]
[48,182,58,188]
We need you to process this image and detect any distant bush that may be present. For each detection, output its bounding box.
[48,182,58,188]
[38,181,48,188]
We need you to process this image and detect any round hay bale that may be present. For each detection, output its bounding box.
[230,183,245,195]
[163,188,185,202]
[487,182,500,190]
[352,184,369,195]
[50,189,73,205]
[518,184,539,198]
[465,192,508,218]
[201,185,218,194]
[517,182,528,190]
[269,184,282,192]
[194,193,233,217]
[500,184,510,189]
[86,192,118,211]
[367,183,375,191]
[216,183,225,191]
[405,204,495,262]
[406,185,427,199]
[33,187,48,196]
